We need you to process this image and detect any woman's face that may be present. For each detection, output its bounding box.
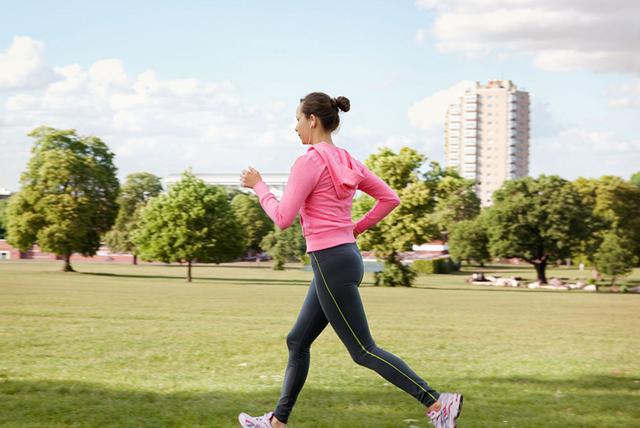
[295,102,314,145]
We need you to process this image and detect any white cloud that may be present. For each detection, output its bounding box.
[607,79,640,109]
[415,0,640,75]
[0,38,302,191]
[0,36,61,90]
[531,127,640,179]
[408,80,476,131]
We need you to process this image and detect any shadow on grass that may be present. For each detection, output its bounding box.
[0,374,638,427]
[411,285,590,294]
[0,379,424,428]
[74,271,601,294]
[77,271,312,286]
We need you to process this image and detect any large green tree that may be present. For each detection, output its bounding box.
[353,147,440,287]
[230,192,273,252]
[260,215,306,270]
[448,215,490,266]
[574,176,640,266]
[104,172,163,264]
[428,164,481,236]
[485,175,588,283]
[132,169,246,282]
[594,231,638,286]
[6,126,119,271]
[630,171,640,187]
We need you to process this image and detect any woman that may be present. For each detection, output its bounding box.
[238,92,463,428]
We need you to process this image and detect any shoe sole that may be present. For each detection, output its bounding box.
[453,394,463,427]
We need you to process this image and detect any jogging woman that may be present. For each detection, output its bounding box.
[238,92,463,428]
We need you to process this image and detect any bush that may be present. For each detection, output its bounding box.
[411,258,459,275]
[373,260,417,287]
[299,253,310,265]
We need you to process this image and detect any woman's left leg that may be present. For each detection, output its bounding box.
[272,276,328,424]
[309,242,440,408]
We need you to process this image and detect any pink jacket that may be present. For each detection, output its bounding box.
[252,141,401,252]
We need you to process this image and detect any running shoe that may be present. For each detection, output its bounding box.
[426,392,463,427]
[238,410,276,428]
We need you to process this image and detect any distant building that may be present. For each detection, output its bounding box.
[164,172,289,198]
[0,240,136,262]
[164,171,371,199]
[445,79,530,206]
[0,187,11,200]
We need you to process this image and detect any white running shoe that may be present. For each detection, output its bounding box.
[426,392,463,428]
[238,410,276,428]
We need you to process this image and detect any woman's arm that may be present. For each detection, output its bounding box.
[353,161,401,235]
[252,154,323,229]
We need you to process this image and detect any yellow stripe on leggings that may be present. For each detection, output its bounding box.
[311,252,438,403]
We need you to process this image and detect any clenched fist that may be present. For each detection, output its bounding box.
[240,166,262,189]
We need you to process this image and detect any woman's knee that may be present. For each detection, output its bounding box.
[350,345,376,367]
[286,330,309,354]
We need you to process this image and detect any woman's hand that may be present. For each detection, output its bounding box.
[240,166,262,189]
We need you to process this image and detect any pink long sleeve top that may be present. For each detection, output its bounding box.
[252,141,401,253]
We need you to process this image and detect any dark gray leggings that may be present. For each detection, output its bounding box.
[273,242,440,423]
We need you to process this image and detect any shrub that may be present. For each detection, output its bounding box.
[411,258,458,275]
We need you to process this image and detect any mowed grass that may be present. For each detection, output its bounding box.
[0,260,639,428]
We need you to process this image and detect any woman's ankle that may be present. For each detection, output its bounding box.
[427,400,441,413]
[270,414,286,428]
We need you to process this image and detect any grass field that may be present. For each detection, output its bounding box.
[1,260,638,427]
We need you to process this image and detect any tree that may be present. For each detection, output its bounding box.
[630,171,640,187]
[574,176,640,268]
[485,175,588,283]
[230,193,274,251]
[429,165,481,236]
[6,126,119,271]
[0,199,8,239]
[353,147,440,287]
[131,169,246,282]
[260,215,306,270]
[448,216,490,266]
[104,172,163,264]
[594,231,638,286]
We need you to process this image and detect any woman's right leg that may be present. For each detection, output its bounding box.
[309,243,441,409]
[272,277,328,424]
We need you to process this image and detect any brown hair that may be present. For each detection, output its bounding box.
[299,92,350,132]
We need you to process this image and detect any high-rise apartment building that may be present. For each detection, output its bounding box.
[444,80,530,206]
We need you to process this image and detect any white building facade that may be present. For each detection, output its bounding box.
[445,80,530,206]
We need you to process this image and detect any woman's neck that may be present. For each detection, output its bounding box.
[310,132,334,146]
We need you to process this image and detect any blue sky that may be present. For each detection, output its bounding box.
[1,0,639,191]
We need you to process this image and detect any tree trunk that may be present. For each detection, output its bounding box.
[533,261,547,283]
[63,254,75,272]
[187,260,192,282]
[133,254,138,265]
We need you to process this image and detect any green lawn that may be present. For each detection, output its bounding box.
[0,260,638,427]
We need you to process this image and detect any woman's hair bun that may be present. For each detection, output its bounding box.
[334,96,350,113]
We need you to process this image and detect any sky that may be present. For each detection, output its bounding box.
[1,0,639,192]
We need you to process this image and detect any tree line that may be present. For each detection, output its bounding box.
[1,126,638,285]
[448,175,640,285]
